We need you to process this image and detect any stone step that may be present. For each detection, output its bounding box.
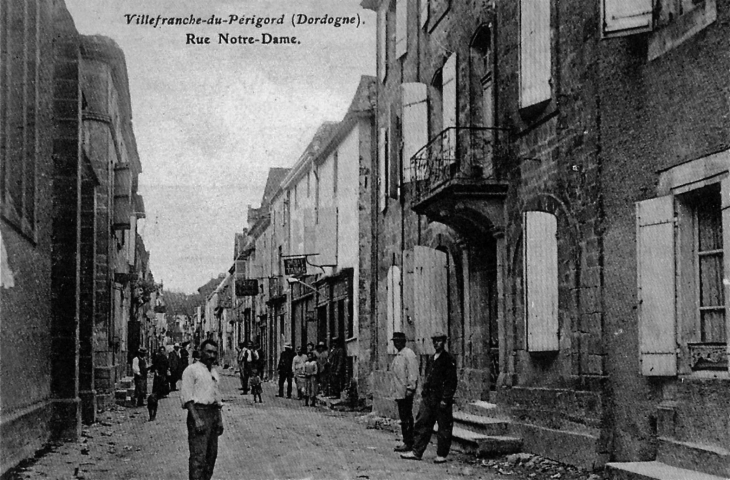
[459,400,509,419]
[606,461,728,480]
[657,437,730,478]
[434,424,522,457]
[119,376,134,389]
[453,411,510,436]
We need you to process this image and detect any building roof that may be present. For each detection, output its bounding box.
[261,167,291,207]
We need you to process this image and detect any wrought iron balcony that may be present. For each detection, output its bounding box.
[408,127,509,207]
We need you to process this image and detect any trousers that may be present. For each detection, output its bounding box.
[187,406,222,480]
[412,399,453,458]
[396,396,414,448]
[278,372,293,397]
[134,375,147,406]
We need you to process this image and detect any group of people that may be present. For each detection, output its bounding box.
[131,343,191,407]
[275,338,346,406]
[236,341,265,399]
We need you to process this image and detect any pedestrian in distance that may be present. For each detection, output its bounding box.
[152,346,170,398]
[303,351,319,407]
[315,341,329,397]
[253,342,265,379]
[292,345,308,399]
[168,343,181,392]
[180,342,190,368]
[277,343,295,398]
[328,336,345,398]
[390,332,419,453]
[132,347,148,407]
[250,367,263,403]
[181,339,224,480]
[400,331,457,464]
[237,341,258,395]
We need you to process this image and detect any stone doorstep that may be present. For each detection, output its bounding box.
[657,437,730,478]
[453,411,511,436]
[460,401,510,420]
[433,423,522,456]
[605,461,730,480]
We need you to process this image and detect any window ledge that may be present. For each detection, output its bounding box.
[679,370,730,380]
[648,0,717,61]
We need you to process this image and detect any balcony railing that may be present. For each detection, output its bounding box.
[408,127,508,204]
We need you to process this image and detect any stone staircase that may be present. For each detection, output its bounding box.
[440,401,522,457]
[114,377,136,407]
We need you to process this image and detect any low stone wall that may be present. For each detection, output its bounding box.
[0,400,53,476]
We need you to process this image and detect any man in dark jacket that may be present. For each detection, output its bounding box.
[152,346,170,397]
[328,336,345,398]
[400,331,457,464]
[276,343,296,398]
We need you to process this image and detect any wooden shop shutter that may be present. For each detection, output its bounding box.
[636,195,677,376]
[396,0,408,59]
[519,0,551,108]
[442,54,457,164]
[603,0,653,37]
[523,211,559,352]
[401,83,428,183]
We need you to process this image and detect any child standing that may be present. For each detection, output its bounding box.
[304,352,319,407]
[250,368,263,403]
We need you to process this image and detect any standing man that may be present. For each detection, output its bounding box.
[237,341,258,395]
[292,346,308,399]
[400,331,457,464]
[328,336,345,398]
[390,332,419,452]
[168,343,181,392]
[132,347,148,407]
[315,341,329,396]
[181,339,223,480]
[253,342,265,379]
[152,346,170,398]
[276,343,295,398]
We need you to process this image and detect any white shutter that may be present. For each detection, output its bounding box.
[636,195,677,376]
[379,128,387,212]
[387,265,403,354]
[387,267,395,354]
[414,247,428,354]
[315,206,338,266]
[603,0,653,37]
[523,211,559,352]
[378,11,387,81]
[402,83,428,183]
[396,0,408,59]
[721,178,730,373]
[420,0,429,29]
[442,53,457,164]
[414,246,448,354]
[519,0,552,109]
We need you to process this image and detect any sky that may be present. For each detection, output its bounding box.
[64,0,376,294]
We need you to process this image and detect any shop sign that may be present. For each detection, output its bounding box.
[235,278,259,297]
[284,257,307,276]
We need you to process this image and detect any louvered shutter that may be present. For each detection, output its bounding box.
[520,0,551,108]
[396,0,407,58]
[402,83,428,183]
[523,211,559,352]
[442,54,457,164]
[378,11,387,81]
[379,128,387,211]
[420,0,429,28]
[721,179,730,373]
[636,195,677,376]
[603,0,653,37]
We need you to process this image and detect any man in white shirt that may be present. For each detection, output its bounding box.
[237,341,258,395]
[181,339,223,480]
[390,332,419,452]
[131,347,148,407]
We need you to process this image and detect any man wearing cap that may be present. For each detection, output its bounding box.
[390,332,419,452]
[400,331,457,464]
[132,347,148,407]
[277,343,296,398]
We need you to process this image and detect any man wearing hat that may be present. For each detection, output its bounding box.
[276,342,296,398]
[132,347,148,407]
[390,332,419,452]
[400,331,457,464]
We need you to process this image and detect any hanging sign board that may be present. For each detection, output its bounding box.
[235,277,259,297]
[284,257,307,276]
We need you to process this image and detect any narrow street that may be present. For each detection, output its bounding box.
[6,375,598,480]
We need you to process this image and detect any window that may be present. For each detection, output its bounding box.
[637,156,730,376]
[442,54,457,162]
[523,211,559,352]
[401,83,428,183]
[413,246,449,354]
[471,24,496,176]
[519,0,551,111]
[389,108,401,199]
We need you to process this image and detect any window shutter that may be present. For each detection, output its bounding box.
[414,246,448,354]
[379,127,387,211]
[396,0,408,59]
[721,178,730,373]
[520,0,551,109]
[387,265,403,354]
[401,83,428,183]
[420,0,429,29]
[414,246,428,354]
[523,211,559,352]
[315,206,338,266]
[389,107,400,198]
[603,0,653,37]
[378,11,387,81]
[636,195,677,376]
[442,53,457,164]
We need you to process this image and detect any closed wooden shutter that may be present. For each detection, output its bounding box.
[396,0,407,58]
[414,246,448,354]
[721,178,730,373]
[389,107,400,198]
[420,0,429,29]
[378,11,387,81]
[379,128,387,211]
[519,0,551,108]
[414,247,428,354]
[387,265,403,354]
[636,195,677,376]
[315,206,338,266]
[402,83,428,183]
[603,0,653,37]
[523,211,559,352]
[442,54,457,164]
